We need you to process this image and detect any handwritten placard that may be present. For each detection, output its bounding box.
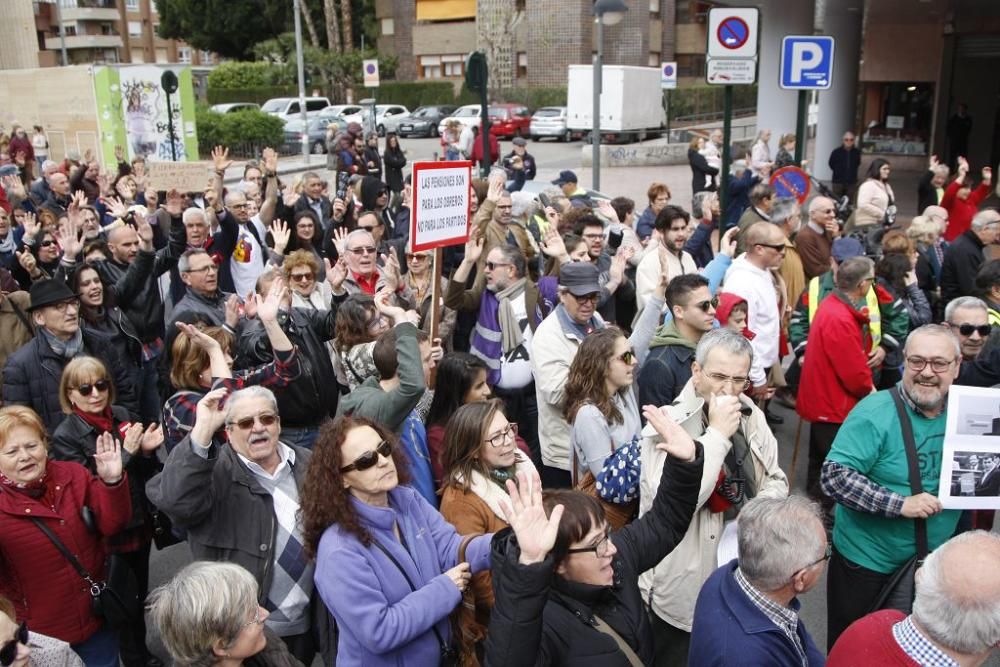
[410,161,472,252]
[146,161,214,192]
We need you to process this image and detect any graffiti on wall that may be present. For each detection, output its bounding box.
[118,66,185,161]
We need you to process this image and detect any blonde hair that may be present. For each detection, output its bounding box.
[906,216,939,245]
[59,356,115,413]
[0,406,47,450]
[170,325,233,391]
[283,249,320,280]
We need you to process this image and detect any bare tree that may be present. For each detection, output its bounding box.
[477,0,523,97]
[340,0,353,50]
[324,0,342,53]
[300,0,321,48]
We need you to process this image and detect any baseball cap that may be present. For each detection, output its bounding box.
[558,262,600,296]
[831,237,864,263]
[551,170,578,186]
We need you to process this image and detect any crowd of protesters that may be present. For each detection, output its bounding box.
[0,117,998,667]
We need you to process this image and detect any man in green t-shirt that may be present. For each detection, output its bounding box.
[820,324,962,650]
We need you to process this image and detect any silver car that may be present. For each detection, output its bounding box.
[530,106,577,143]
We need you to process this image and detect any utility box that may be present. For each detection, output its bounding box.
[567,65,666,142]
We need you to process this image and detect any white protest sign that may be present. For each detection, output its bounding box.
[146,161,214,192]
[410,161,472,252]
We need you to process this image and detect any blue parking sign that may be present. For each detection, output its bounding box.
[779,36,835,90]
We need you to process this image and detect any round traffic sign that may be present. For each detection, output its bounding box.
[770,166,811,204]
[663,64,674,77]
[717,17,750,50]
[365,63,377,74]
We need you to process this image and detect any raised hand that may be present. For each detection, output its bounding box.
[380,252,401,292]
[982,166,992,185]
[331,226,349,256]
[282,185,299,208]
[609,249,627,285]
[83,148,94,163]
[20,211,39,241]
[256,276,286,323]
[500,469,563,565]
[114,144,125,162]
[192,387,229,446]
[164,189,184,217]
[122,422,144,455]
[325,257,348,292]
[93,432,124,484]
[175,321,222,352]
[462,233,484,265]
[540,225,567,260]
[15,251,37,275]
[243,289,258,320]
[224,294,241,329]
[69,190,87,215]
[54,217,82,259]
[104,196,128,220]
[957,156,969,174]
[211,145,232,173]
[269,219,290,254]
[928,154,939,169]
[596,198,618,223]
[262,147,278,174]
[719,226,739,258]
[486,170,505,202]
[136,215,154,249]
[139,423,163,453]
[331,197,347,221]
[642,405,696,462]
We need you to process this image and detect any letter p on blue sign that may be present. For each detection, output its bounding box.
[779,36,835,90]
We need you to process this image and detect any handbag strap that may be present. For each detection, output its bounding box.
[8,298,33,334]
[370,536,449,650]
[591,612,643,667]
[888,387,929,561]
[29,517,103,596]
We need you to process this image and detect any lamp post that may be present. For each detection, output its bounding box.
[292,0,309,163]
[591,0,628,192]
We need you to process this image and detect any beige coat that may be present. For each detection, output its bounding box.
[637,380,788,631]
[635,246,696,311]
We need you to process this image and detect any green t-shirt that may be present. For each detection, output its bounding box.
[827,389,960,574]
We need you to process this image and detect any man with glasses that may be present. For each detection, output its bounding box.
[821,324,962,648]
[575,212,634,326]
[691,496,827,665]
[471,171,538,288]
[941,209,1000,304]
[2,279,138,432]
[796,196,841,280]
[636,204,697,311]
[339,227,396,297]
[827,131,861,201]
[798,257,878,516]
[170,248,239,332]
[944,296,991,362]
[640,328,788,666]
[148,385,333,665]
[533,261,666,488]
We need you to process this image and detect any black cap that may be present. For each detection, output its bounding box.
[558,262,601,296]
[28,278,77,311]
[551,169,578,186]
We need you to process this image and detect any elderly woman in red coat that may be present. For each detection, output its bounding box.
[0,406,131,667]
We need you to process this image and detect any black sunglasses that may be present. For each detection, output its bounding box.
[75,379,110,396]
[0,621,27,667]
[340,439,393,473]
[756,242,786,252]
[694,296,720,312]
[955,323,992,337]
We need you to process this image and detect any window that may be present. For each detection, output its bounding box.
[154,47,167,63]
[419,55,442,79]
[381,18,394,36]
[127,21,141,36]
[129,47,145,63]
[676,54,705,78]
[177,46,191,64]
[126,0,139,9]
[288,102,300,114]
[517,52,527,78]
[200,50,213,64]
[442,54,463,78]
[306,99,328,112]
[100,23,115,35]
[648,52,660,67]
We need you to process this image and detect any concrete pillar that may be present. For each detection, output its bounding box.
[754,0,814,150]
[813,0,863,181]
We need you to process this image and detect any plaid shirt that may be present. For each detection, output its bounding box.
[893,616,958,667]
[162,347,301,451]
[733,567,808,667]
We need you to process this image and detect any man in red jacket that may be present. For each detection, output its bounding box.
[797,256,877,514]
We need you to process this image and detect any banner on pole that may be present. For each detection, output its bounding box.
[410,161,473,252]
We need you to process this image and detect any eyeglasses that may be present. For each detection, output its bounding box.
[184,264,219,275]
[615,349,636,365]
[485,261,511,271]
[582,233,604,241]
[485,423,518,448]
[794,544,833,578]
[357,225,378,233]
[289,272,314,283]
[694,297,719,313]
[756,242,786,252]
[48,298,80,313]
[242,607,265,629]
[39,239,58,248]
[705,371,752,390]
[227,412,279,431]
[952,323,992,338]
[0,621,27,667]
[348,246,377,256]
[570,292,600,305]
[75,379,110,396]
[340,439,393,473]
[229,203,250,210]
[905,356,956,374]
[566,527,613,558]
[406,254,431,262]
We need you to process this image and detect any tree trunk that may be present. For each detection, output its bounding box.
[323,0,342,53]
[340,0,353,50]
[300,0,321,48]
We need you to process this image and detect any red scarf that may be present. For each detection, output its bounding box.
[0,470,48,498]
[73,406,124,437]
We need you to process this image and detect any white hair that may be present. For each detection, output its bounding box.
[695,327,753,367]
[904,323,961,358]
[970,209,1000,231]
[224,386,278,424]
[510,190,537,221]
[182,207,206,225]
[737,496,825,591]
[944,296,988,323]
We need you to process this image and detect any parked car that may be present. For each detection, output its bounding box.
[487,103,532,138]
[261,96,332,121]
[437,104,483,136]
[282,115,346,154]
[374,105,410,136]
[210,102,261,114]
[529,106,579,142]
[324,104,365,125]
[396,105,457,138]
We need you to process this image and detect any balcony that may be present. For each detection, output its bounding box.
[60,6,121,21]
[44,33,123,49]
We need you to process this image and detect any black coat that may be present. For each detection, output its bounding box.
[828,146,861,186]
[383,146,407,193]
[941,230,985,305]
[1,330,138,433]
[484,446,704,666]
[688,148,719,195]
[917,169,940,213]
[638,342,695,409]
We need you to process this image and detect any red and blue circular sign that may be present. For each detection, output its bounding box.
[770,166,811,204]
[662,64,675,77]
[717,17,750,50]
[365,63,377,74]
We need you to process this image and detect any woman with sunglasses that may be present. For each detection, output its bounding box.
[0,405,131,667]
[282,250,334,311]
[438,400,537,661]
[486,406,703,665]
[0,595,84,667]
[268,212,327,283]
[333,294,391,391]
[400,245,456,346]
[300,415,494,667]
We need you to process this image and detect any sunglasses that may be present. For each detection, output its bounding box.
[694,296,720,313]
[616,349,636,365]
[289,272,314,282]
[228,413,279,431]
[357,226,378,233]
[485,261,511,271]
[0,621,27,667]
[406,253,430,262]
[954,323,992,337]
[340,439,392,473]
[348,246,377,256]
[75,379,110,396]
[40,239,58,248]
[571,292,600,305]
[756,242,786,252]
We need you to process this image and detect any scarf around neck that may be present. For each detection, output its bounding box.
[73,405,117,435]
[40,327,84,359]
[0,229,15,255]
[0,469,48,499]
[496,277,527,355]
[456,456,536,521]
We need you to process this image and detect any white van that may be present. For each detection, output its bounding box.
[260,96,332,121]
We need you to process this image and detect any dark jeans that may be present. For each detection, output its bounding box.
[807,421,841,504]
[826,547,893,651]
[281,629,317,666]
[492,382,541,468]
[281,425,321,450]
[540,465,572,489]
[117,542,153,667]
[647,607,690,667]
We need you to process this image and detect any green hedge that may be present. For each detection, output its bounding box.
[195,105,285,157]
[367,81,457,110]
[207,85,300,106]
[208,62,281,90]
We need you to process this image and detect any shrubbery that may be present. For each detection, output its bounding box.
[196,105,284,157]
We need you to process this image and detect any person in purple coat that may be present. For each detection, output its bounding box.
[300,415,493,667]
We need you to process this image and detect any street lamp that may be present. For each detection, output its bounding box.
[591,0,628,192]
[292,0,309,163]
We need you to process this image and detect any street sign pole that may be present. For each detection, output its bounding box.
[794,90,807,164]
[720,85,733,221]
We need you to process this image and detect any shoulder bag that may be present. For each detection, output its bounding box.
[30,516,140,631]
[868,387,929,614]
[572,439,637,531]
[591,612,643,667]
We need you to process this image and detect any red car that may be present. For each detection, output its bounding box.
[487,104,532,138]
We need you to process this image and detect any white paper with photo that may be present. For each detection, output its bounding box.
[938,385,1000,509]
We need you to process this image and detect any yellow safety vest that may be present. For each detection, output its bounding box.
[989,307,1000,328]
[808,277,882,348]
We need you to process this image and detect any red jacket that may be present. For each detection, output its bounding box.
[827,610,920,666]
[470,131,500,165]
[797,290,874,424]
[0,460,132,645]
[941,179,991,241]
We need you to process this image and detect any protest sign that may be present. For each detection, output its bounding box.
[410,161,472,252]
[146,161,214,192]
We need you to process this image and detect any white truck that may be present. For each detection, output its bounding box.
[567,65,666,144]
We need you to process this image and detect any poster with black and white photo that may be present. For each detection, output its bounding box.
[939,385,1000,509]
